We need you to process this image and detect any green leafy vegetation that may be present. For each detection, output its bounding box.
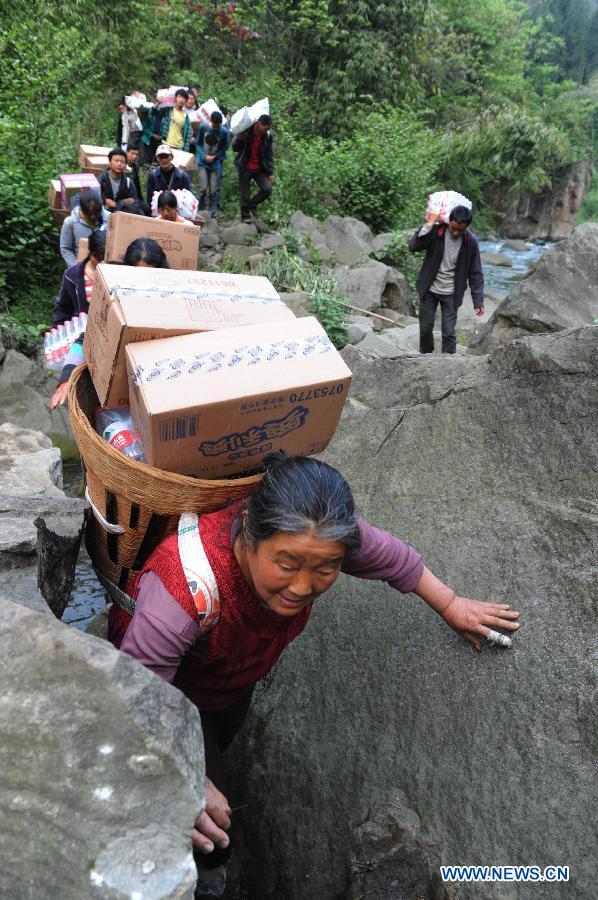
[0,0,596,344]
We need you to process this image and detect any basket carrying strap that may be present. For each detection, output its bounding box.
[97,513,220,638]
[177,512,220,634]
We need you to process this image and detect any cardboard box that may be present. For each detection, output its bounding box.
[126,317,352,478]
[77,238,89,261]
[82,154,109,173]
[84,264,295,408]
[60,173,101,210]
[79,144,112,167]
[105,212,200,270]
[48,179,61,210]
[172,149,197,172]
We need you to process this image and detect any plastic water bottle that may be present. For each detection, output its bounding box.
[45,328,62,373]
[96,408,144,461]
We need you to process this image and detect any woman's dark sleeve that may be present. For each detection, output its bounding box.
[53,272,74,325]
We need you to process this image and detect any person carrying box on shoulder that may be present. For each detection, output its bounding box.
[409,205,484,355]
[153,88,193,152]
[232,114,274,222]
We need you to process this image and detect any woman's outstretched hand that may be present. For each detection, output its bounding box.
[192,777,231,854]
[50,382,69,410]
[440,594,520,651]
[415,567,520,651]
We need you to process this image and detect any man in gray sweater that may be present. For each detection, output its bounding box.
[409,205,484,354]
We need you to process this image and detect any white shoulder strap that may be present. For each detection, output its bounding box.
[178,513,220,634]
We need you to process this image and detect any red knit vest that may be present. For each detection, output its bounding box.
[112,505,312,710]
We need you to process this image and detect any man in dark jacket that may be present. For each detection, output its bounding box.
[409,205,484,354]
[146,144,192,205]
[98,148,138,210]
[232,114,274,221]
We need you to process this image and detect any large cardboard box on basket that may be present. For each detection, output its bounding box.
[82,155,110,174]
[60,173,101,210]
[126,316,352,478]
[84,264,295,408]
[105,211,200,270]
[48,179,61,210]
[79,144,111,168]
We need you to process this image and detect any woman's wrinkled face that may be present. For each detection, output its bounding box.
[240,529,346,617]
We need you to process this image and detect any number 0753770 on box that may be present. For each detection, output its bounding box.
[125,316,352,479]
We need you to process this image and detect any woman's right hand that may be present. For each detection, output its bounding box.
[192,777,231,854]
[50,382,69,410]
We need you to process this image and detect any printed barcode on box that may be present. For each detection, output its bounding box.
[159,415,198,442]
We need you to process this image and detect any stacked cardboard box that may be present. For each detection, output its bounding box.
[105,212,200,270]
[48,178,68,230]
[84,264,296,408]
[126,316,352,479]
[79,145,112,174]
[60,173,101,210]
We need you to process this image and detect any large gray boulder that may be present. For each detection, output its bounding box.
[0,347,75,456]
[0,597,203,899]
[323,215,374,265]
[471,222,598,353]
[220,222,257,245]
[331,259,413,315]
[0,423,85,617]
[230,326,598,899]
[288,211,332,261]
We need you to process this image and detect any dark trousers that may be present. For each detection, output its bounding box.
[419,291,458,354]
[196,689,254,869]
[239,168,272,218]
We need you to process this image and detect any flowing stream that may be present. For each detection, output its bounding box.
[478,237,552,294]
[62,238,552,630]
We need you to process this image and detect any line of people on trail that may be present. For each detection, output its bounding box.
[59,87,274,268]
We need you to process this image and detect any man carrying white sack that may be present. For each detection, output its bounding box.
[409,205,484,354]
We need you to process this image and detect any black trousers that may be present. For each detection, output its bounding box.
[419,291,458,354]
[239,168,272,218]
[196,689,254,869]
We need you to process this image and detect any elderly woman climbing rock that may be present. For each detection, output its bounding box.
[108,452,520,897]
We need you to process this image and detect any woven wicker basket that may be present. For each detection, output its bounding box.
[68,364,263,587]
[51,208,69,231]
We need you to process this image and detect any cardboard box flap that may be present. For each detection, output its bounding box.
[128,317,351,414]
[99,263,285,306]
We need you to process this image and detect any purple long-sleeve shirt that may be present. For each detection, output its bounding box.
[119,517,424,683]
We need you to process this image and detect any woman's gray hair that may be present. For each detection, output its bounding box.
[242,452,361,550]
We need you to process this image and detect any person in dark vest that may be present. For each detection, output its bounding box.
[146,144,192,206]
[98,147,138,210]
[107,452,520,897]
[409,205,485,354]
[232,114,274,222]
